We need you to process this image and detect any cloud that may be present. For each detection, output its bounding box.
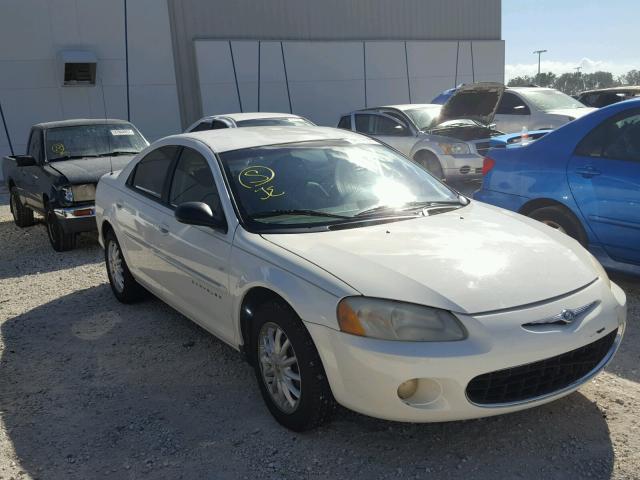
[505,57,638,80]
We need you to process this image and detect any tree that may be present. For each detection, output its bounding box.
[507,75,537,87]
[620,70,640,85]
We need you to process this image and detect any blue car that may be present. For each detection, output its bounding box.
[475,99,640,276]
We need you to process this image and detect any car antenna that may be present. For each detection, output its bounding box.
[98,75,113,175]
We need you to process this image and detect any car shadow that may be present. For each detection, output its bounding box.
[0,216,101,281]
[1,286,615,479]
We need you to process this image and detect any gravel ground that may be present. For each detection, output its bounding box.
[0,187,638,480]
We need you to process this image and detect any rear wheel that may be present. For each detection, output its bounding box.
[9,187,35,227]
[104,229,146,303]
[528,206,587,246]
[46,210,76,251]
[414,151,445,181]
[251,300,336,431]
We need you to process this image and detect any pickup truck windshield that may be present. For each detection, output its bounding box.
[220,139,460,230]
[45,124,147,161]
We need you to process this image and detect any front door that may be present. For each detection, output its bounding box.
[568,108,640,265]
[155,146,234,343]
[353,113,416,156]
[493,92,532,134]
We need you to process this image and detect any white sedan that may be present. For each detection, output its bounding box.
[185,112,314,132]
[95,126,626,431]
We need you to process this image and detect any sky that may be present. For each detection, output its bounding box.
[502,0,639,80]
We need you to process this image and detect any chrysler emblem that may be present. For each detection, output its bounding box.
[523,301,598,327]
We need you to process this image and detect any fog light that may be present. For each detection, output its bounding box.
[397,379,418,400]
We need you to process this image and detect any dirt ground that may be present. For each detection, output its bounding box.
[0,187,638,480]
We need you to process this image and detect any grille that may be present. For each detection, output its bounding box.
[466,330,617,405]
[475,142,491,155]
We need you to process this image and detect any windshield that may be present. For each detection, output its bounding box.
[220,140,460,231]
[45,124,148,161]
[520,90,587,111]
[404,106,442,130]
[236,117,314,127]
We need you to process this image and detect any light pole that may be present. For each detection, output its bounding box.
[533,49,547,77]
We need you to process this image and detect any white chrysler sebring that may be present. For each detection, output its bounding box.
[95,126,626,431]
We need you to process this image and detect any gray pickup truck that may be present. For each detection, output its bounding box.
[3,119,148,251]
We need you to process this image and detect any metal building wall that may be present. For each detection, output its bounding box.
[168,0,502,127]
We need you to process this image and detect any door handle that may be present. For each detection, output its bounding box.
[157,223,170,234]
[575,167,601,178]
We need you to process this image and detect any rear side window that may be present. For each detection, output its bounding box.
[169,148,224,220]
[211,120,228,129]
[190,121,212,132]
[129,146,179,199]
[575,110,640,163]
[337,116,351,130]
[28,130,43,162]
[354,113,408,136]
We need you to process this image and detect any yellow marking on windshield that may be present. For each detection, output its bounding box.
[239,166,285,200]
[51,143,65,155]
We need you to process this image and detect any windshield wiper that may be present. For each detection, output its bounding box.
[249,209,351,220]
[356,199,467,217]
[49,154,99,161]
[97,151,140,157]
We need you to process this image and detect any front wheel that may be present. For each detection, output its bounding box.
[528,206,587,246]
[46,210,76,251]
[414,151,445,181]
[251,301,336,431]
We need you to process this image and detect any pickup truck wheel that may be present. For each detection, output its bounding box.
[528,206,588,247]
[45,210,76,251]
[104,230,146,303]
[10,187,35,227]
[251,301,336,431]
[414,151,445,181]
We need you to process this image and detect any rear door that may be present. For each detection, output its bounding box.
[353,112,415,156]
[568,108,640,265]
[117,145,180,293]
[154,146,234,343]
[493,92,532,134]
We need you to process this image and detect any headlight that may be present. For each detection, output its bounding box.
[72,184,96,202]
[337,297,467,342]
[61,186,74,203]
[437,142,470,155]
[588,253,611,289]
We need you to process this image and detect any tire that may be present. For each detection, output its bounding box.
[250,300,336,431]
[528,206,588,246]
[9,187,35,227]
[414,151,445,181]
[45,209,76,251]
[104,229,147,303]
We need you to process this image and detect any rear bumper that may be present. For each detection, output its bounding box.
[53,205,97,234]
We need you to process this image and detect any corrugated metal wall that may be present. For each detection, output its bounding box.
[167,0,502,127]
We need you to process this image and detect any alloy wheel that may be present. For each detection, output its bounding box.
[107,241,125,292]
[258,322,302,413]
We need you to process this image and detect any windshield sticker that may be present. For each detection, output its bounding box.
[239,166,285,200]
[110,129,135,136]
[51,143,66,155]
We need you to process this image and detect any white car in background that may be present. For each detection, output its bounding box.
[492,85,596,133]
[186,112,314,132]
[338,104,495,182]
[95,126,626,431]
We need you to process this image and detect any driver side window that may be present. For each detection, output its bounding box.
[497,92,530,115]
[169,148,224,221]
[354,113,409,136]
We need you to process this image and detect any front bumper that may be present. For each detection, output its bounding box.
[307,279,626,422]
[440,153,483,182]
[53,205,97,234]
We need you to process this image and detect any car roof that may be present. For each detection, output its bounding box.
[578,86,640,95]
[198,112,304,122]
[507,87,557,93]
[345,104,441,115]
[178,126,374,153]
[33,118,131,129]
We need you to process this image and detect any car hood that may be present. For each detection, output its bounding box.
[545,107,596,118]
[439,82,505,126]
[47,156,135,184]
[261,202,597,314]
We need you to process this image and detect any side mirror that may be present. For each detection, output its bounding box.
[15,155,37,167]
[175,201,226,231]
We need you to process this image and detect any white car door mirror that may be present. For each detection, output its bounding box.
[175,201,227,231]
